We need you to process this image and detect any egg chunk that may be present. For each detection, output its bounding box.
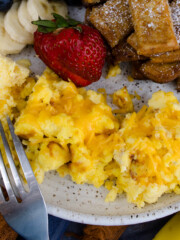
[110,91,180,207]
[15,68,119,184]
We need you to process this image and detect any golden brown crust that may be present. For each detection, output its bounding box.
[89,0,133,47]
[127,33,138,51]
[140,61,180,83]
[111,40,147,63]
[150,49,180,63]
[82,0,106,6]
[0,214,18,240]
[129,0,179,55]
[82,225,127,240]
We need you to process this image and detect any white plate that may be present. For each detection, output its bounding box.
[12,5,180,225]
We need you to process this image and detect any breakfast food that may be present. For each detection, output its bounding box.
[89,0,133,48]
[0,55,34,121]
[0,0,68,55]
[33,14,106,86]
[2,62,176,207]
[15,68,119,184]
[87,0,180,84]
[27,0,67,21]
[1,0,180,210]
[0,13,25,55]
[128,0,179,56]
[150,49,180,63]
[4,2,34,44]
[111,39,147,63]
[18,0,38,34]
[140,61,180,83]
[82,0,106,6]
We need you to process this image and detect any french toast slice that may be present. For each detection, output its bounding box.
[127,32,138,51]
[89,0,133,47]
[150,49,180,63]
[140,61,180,83]
[111,40,147,63]
[129,0,179,55]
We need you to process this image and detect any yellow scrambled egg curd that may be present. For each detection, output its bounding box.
[15,68,119,185]
[109,91,180,207]
[2,55,180,208]
[0,55,35,166]
[112,87,134,114]
[0,55,33,120]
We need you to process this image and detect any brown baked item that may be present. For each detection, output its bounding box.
[111,40,147,63]
[140,61,180,83]
[82,0,106,6]
[131,61,147,79]
[127,32,138,51]
[129,0,179,56]
[89,0,133,47]
[150,49,180,63]
[82,225,127,240]
[0,214,18,240]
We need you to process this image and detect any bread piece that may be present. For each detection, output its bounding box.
[150,49,180,63]
[140,61,180,83]
[127,32,138,51]
[82,0,105,6]
[112,40,147,63]
[89,0,133,47]
[131,61,147,79]
[129,0,179,55]
[0,214,18,240]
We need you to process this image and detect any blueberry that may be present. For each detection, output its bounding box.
[0,0,13,12]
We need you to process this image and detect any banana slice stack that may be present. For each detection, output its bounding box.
[0,0,68,55]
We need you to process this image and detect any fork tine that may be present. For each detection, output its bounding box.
[0,187,5,203]
[0,151,16,201]
[7,117,39,190]
[0,121,26,198]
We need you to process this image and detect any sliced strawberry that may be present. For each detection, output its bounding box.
[33,14,106,86]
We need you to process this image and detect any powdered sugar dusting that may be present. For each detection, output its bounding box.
[89,0,133,47]
[129,0,179,55]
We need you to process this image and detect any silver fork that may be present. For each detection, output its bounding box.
[0,116,49,240]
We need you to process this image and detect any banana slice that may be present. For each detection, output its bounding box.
[0,13,25,55]
[27,0,53,20]
[27,0,68,21]
[4,2,33,45]
[51,1,68,18]
[18,0,37,34]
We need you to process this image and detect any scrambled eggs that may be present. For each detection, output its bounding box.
[15,68,119,185]
[1,55,180,207]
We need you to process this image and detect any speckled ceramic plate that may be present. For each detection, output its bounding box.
[12,5,180,226]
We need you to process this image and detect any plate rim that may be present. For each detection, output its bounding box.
[46,200,180,225]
